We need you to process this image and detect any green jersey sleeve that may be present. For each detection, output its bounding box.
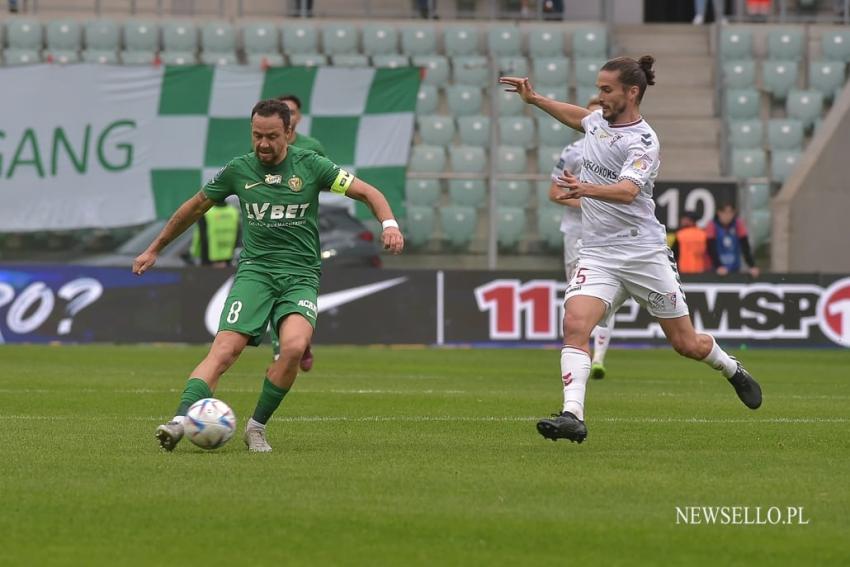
[203,160,237,202]
[310,153,354,195]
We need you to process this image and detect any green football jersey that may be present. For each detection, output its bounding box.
[292,132,327,157]
[203,146,353,275]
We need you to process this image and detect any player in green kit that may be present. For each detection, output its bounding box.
[132,99,404,452]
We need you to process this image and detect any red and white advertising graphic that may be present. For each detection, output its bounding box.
[817,277,850,347]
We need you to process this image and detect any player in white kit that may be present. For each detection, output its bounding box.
[500,56,762,444]
[550,96,613,380]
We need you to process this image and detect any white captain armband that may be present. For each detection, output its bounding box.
[331,169,355,194]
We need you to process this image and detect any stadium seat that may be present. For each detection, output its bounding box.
[572,26,607,58]
[731,149,767,178]
[722,60,756,89]
[3,48,41,65]
[537,206,564,249]
[121,20,158,65]
[444,25,480,56]
[160,51,196,66]
[413,55,450,86]
[331,54,370,67]
[401,25,437,56]
[498,116,536,148]
[528,28,564,58]
[748,209,771,247]
[242,23,283,67]
[448,179,486,207]
[537,116,575,147]
[808,60,847,100]
[720,28,753,60]
[575,59,604,86]
[496,146,527,174]
[4,19,41,64]
[409,144,447,173]
[496,207,527,248]
[767,119,804,150]
[744,182,771,210]
[576,86,598,107]
[538,145,563,173]
[761,60,798,100]
[451,55,489,87]
[45,20,81,63]
[533,57,570,86]
[488,26,522,57]
[767,28,804,61]
[771,150,801,182]
[725,88,760,120]
[406,206,436,247]
[534,84,568,118]
[457,115,491,146]
[440,206,478,248]
[281,23,318,54]
[406,179,441,206]
[415,84,439,115]
[83,19,120,64]
[535,180,552,205]
[821,29,850,62]
[727,119,763,149]
[496,180,532,207]
[321,23,357,55]
[495,90,525,116]
[288,53,327,67]
[418,115,455,146]
[372,54,410,68]
[362,24,397,56]
[162,21,198,60]
[786,89,823,129]
[450,145,488,173]
[446,85,483,116]
[497,56,529,77]
[201,22,237,65]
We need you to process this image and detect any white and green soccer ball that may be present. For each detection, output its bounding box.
[184,398,236,450]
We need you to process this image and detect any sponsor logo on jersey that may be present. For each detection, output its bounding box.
[288,175,303,192]
[244,181,263,190]
[608,133,624,147]
[631,153,653,172]
[265,174,283,185]
[640,133,653,147]
[581,159,618,181]
[244,202,310,220]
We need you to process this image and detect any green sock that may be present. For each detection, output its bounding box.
[175,378,213,416]
[251,377,289,425]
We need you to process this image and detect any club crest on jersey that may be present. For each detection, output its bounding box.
[264,174,283,185]
[288,175,303,192]
[631,153,653,172]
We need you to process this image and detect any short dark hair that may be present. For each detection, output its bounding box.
[251,99,291,129]
[277,94,302,109]
[601,55,656,103]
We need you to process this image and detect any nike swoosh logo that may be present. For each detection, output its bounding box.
[317,277,407,312]
[244,182,263,189]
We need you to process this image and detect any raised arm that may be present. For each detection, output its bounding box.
[345,178,404,254]
[498,76,591,132]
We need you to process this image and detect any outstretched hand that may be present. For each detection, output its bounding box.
[132,251,157,275]
[498,76,537,105]
[382,227,404,255]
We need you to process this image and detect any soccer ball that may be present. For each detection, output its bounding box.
[184,398,236,450]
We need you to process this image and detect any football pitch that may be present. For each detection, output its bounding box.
[2,345,849,566]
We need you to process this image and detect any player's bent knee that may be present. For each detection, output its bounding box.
[670,336,701,359]
[279,338,309,362]
[563,311,593,345]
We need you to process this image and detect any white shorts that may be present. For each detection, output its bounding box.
[565,245,689,319]
[563,232,581,281]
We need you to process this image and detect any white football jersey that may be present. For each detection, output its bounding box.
[550,138,584,237]
[577,109,666,248]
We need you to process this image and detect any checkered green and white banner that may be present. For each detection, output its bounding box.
[0,64,419,232]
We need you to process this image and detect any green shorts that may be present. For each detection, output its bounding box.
[218,264,319,346]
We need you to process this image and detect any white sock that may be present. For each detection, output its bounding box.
[592,313,615,365]
[561,346,591,420]
[246,418,266,431]
[171,415,185,425]
[701,336,738,378]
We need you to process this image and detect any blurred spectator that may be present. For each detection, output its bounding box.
[672,212,709,274]
[293,0,313,17]
[9,0,18,13]
[693,0,725,24]
[706,203,760,277]
[191,202,240,268]
[543,0,564,20]
[416,0,437,18]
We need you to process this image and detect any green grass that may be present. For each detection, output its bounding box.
[1,345,849,566]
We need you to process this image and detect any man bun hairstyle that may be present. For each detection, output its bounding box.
[251,98,292,129]
[601,55,656,103]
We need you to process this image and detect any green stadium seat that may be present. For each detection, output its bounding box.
[731,149,767,178]
[498,116,535,148]
[728,119,763,149]
[572,27,607,58]
[162,21,197,52]
[401,25,437,56]
[448,179,486,207]
[201,22,237,65]
[808,60,847,100]
[121,50,156,65]
[761,60,798,100]
[46,21,81,63]
[529,28,564,57]
[720,28,753,60]
[413,55,450,86]
[3,49,41,65]
[331,54,370,67]
[83,50,118,64]
[450,145,488,173]
[538,145,563,173]
[444,26,479,56]
[451,55,489,87]
[446,85,483,116]
[725,88,760,120]
[415,85,439,115]
[406,206,436,247]
[488,26,522,57]
[496,145,527,174]
[287,53,327,67]
[160,51,196,65]
[767,119,803,150]
[537,206,564,249]
[406,179,441,206]
[418,115,455,146]
[409,144,447,173]
[821,29,850,62]
[363,24,397,56]
[495,89,525,116]
[534,84,568,118]
[496,180,531,207]
[744,182,771,210]
[457,115,491,146]
[321,23,357,55]
[536,179,554,206]
[440,206,478,248]
[537,116,575,147]
[282,23,318,54]
[767,28,804,61]
[575,58,604,87]
[722,59,756,89]
[121,20,157,64]
[83,20,119,63]
[771,149,801,182]
[6,18,42,50]
[576,86,598,107]
[533,57,570,86]
[496,206,527,248]
[372,54,410,68]
[748,209,771,247]
[786,89,823,128]
[497,56,529,77]
[242,23,283,66]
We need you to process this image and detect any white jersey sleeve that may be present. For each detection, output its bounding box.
[618,133,660,190]
[551,138,584,237]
